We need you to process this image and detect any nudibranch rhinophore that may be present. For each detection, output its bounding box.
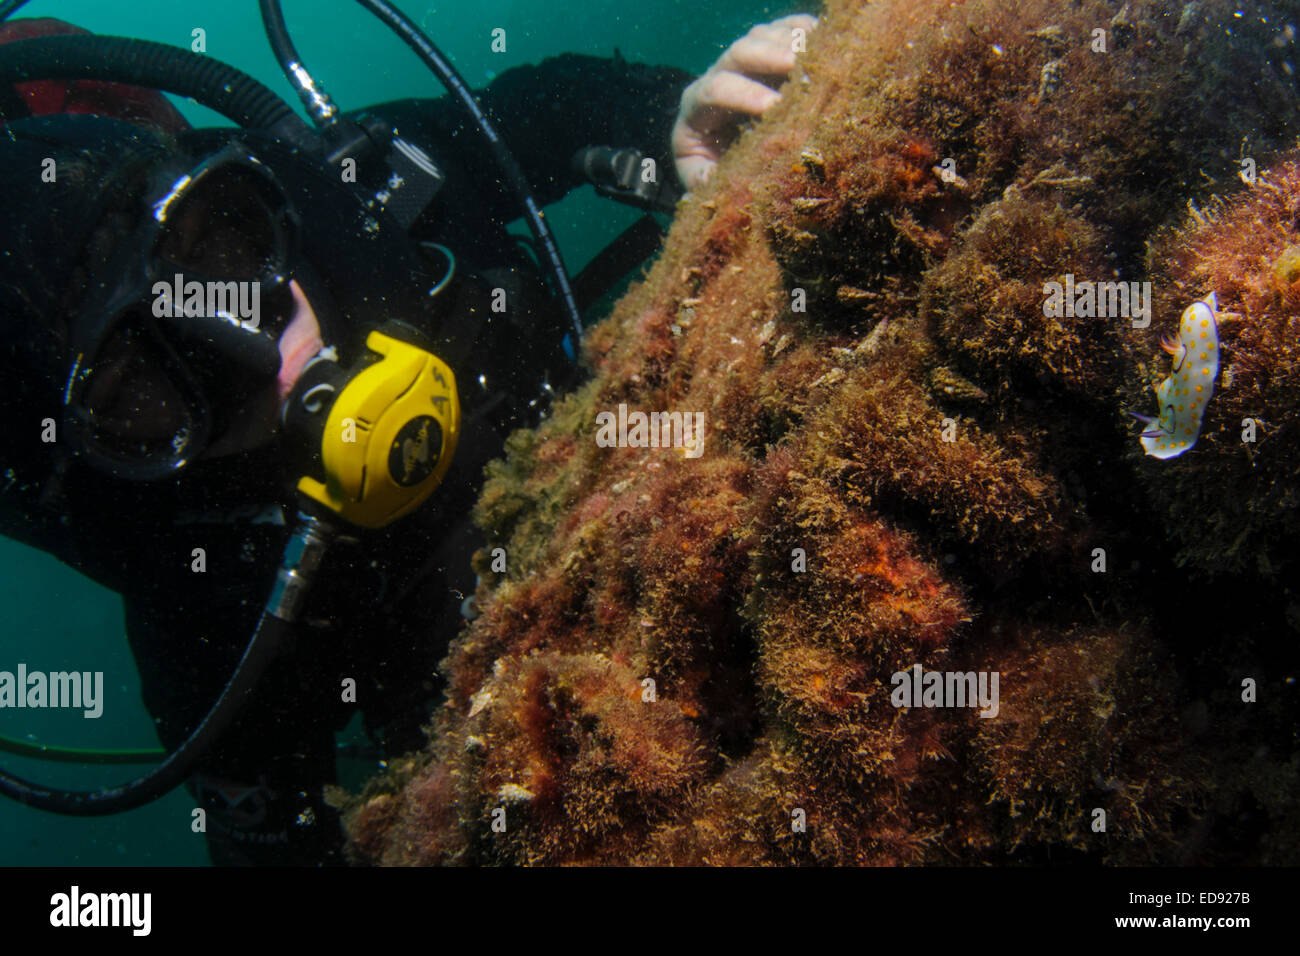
[1135,292,1230,459]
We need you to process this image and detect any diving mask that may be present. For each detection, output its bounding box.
[63,140,302,479]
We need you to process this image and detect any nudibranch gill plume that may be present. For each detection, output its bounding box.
[1135,292,1232,459]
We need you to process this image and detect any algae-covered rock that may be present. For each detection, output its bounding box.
[344,0,1300,865]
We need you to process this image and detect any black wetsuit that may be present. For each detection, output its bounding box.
[0,53,690,864]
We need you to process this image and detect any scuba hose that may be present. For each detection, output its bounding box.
[353,0,585,346]
[0,513,332,815]
[0,32,310,140]
[257,0,339,127]
[258,0,585,347]
[0,737,377,765]
[0,738,165,766]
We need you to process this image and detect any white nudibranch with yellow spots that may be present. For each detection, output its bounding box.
[1135,292,1235,459]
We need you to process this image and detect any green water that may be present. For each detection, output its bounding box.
[0,0,794,865]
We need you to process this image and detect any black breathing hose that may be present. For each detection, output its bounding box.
[0,0,29,23]
[0,612,290,815]
[257,0,339,127]
[0,511,331,816]
[347,0,585,346]
[256,0,585,344]
[0,33,310,138]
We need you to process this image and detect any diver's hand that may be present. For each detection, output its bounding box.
[671,14,818,191]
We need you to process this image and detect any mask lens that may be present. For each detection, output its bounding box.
[72,311,209,471]
[153,161,295,284]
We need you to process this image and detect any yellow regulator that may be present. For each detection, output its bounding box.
[295,326,460,529]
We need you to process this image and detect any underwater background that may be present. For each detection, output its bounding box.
[0,0,787,866]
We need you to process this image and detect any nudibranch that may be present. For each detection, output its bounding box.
[1135,292,1234,459]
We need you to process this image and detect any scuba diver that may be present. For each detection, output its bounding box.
[0,3,816,864]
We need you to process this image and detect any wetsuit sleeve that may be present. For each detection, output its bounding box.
[368,53,694,222]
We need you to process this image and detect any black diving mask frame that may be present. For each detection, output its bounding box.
[63,140,302,480]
